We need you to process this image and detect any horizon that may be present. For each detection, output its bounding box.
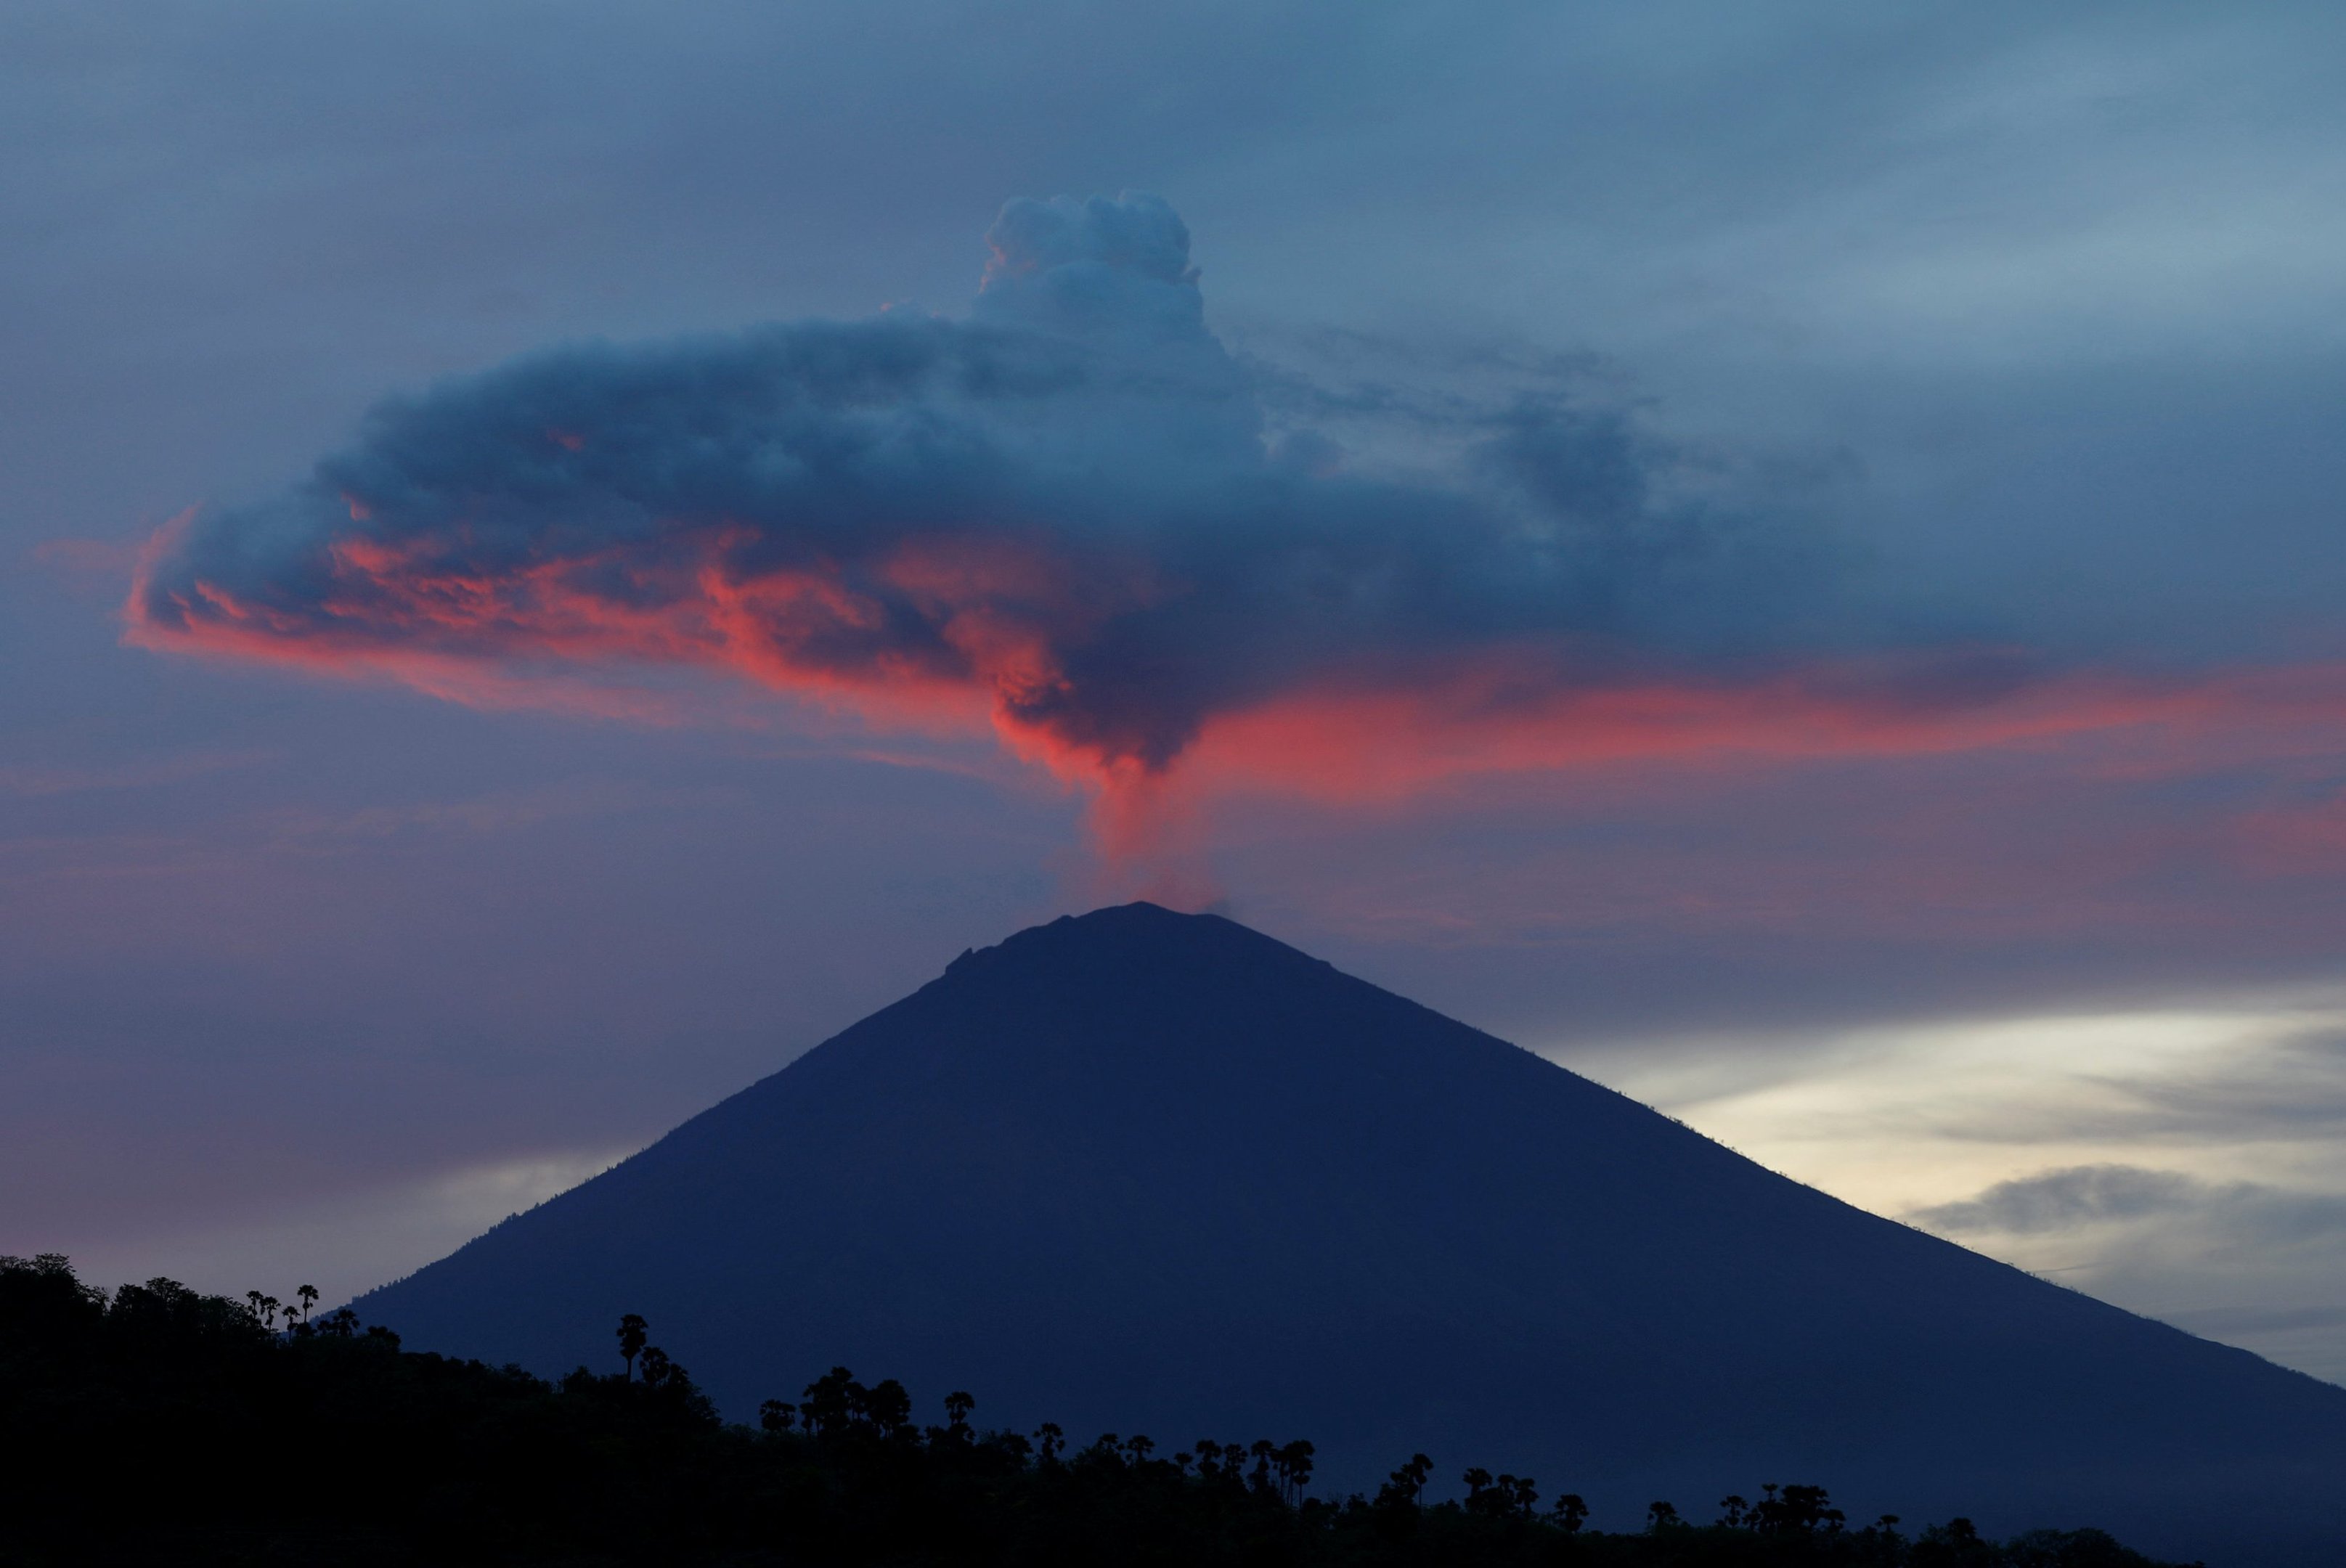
[9,0,2346,1407]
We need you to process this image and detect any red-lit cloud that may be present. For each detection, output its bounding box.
[1187,658,2346,802]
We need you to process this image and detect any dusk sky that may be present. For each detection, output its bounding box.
[10,2,2346,1382]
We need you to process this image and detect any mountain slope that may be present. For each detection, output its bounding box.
[355,904,2346,1562]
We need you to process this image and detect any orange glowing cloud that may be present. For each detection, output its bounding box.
[128,526,1024,743]
[1179,659,2344,807]
[128,508,2346,873]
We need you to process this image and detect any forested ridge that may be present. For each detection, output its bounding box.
[1,1256,2194,1567]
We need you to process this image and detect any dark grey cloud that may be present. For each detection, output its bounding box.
[131,192,1838,776]
[1905,1160,2346,1381]
[1911,1164,2346,1245]
[1912,1164,2208,1233]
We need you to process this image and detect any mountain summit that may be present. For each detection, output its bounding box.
[357,904,2346,1561]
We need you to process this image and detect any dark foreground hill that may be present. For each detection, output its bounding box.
[0,1255,2186,1568]
[355,905,2346,1564]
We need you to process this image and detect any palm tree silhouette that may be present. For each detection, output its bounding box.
[1375,1453,1433,1509]
[616,1314,648,1380]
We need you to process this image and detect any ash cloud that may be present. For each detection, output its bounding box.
[129,193,1841,782]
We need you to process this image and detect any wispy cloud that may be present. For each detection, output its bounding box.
[0,749,269,798]
[29,537,144,577]
[1910,1164,2346,1243]
[48,1145,637,1310]
[1565,997,2346,1384]
[263,778,718,846]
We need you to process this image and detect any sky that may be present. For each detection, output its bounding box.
[8,0,2346,1380]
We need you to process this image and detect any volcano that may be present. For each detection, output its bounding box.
[355,903,2346,1561]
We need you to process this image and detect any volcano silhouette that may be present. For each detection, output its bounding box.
[357,904,2346,1561]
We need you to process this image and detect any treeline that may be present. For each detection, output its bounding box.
[0,1256,2191,1567]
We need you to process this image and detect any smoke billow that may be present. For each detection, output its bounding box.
[135,192,2253,860]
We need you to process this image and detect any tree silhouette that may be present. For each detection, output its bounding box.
[1375,1452,1433,1511]
[616,1312,647,1380]
[863,1377,913,1437]
[1462,1467,1538,1522]
[0,1254,2209,1568]
[801,1367,866,1437]
[1738,1482,1846,1535]
[1271,1440,1314,1506]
